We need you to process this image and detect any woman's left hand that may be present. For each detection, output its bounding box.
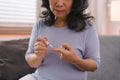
[52,43,79,63]
[52,43,97,71]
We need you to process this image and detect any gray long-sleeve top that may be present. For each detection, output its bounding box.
[25,19,100,80]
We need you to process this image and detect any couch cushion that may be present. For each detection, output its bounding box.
[0,39,35,80]
[0,36,120,80]
[88,36,120,80]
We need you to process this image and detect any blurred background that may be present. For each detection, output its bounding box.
[0,0,120,41]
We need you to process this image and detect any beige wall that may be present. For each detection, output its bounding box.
[90,0,120,35]
[0,0,119,35]
[90,0,109,35]
[37,0,120,35]
[36,0,42,19]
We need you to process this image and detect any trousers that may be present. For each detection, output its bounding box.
[19,74,36,80]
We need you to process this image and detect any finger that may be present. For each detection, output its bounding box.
[43,36,48,42]
[34,50,46,54]
[42,37,48,45]
[34,51,39,54]
[52,48,64,59]
[42,37,51,47]
[34,42,41,46]
[36,36,48,46]
[36,37,43,42]
[61,43,73,51]
[34,46,48,51]
[34,42,45,47]
[35,50,47,56]
[52,48,65,54]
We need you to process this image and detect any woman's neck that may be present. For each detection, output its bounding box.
[54,18,67,28]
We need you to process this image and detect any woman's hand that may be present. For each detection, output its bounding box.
[26,37,49,68]
[52,43,97,71]
[52,43,79,64]
[34,37,48,59]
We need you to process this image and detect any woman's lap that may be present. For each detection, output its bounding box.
[19,74,36,80]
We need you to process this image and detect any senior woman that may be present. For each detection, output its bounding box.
[19,0,100,80]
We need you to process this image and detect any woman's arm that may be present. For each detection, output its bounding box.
[26,37,48,68]
[71,56,97,71]
[26,53,43,68]
[52,43,97,71]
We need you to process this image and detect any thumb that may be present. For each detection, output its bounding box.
[42,36,48,42]
[36,37,42,42]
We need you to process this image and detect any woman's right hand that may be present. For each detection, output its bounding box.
[34,37,48,59]
[26,37,48,68]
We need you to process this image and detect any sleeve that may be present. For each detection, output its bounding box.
[25,20,41,59]
[84,26,100,68]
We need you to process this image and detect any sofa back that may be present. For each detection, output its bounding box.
[0,39,35,80]
[88,36,120,80]
[0,36,120,80]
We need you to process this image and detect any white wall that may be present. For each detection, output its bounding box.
[90,0,120,35]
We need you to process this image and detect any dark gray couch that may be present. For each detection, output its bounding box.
[88,36,120,80]
[0,36,120,80]
[0,39,35,80]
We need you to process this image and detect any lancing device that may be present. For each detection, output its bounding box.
[45,41,53,48]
